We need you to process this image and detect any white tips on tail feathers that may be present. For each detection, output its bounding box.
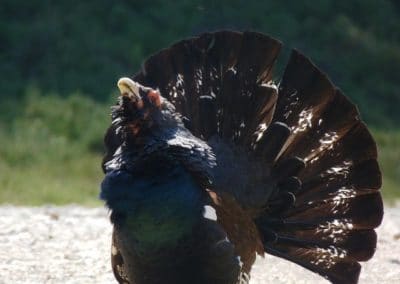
[117,77,141,101]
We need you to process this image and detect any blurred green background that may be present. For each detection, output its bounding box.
[0,0,399,205]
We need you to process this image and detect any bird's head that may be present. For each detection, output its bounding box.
[114,78,162,136]
[111,77,181,143]
[103,77,214,176]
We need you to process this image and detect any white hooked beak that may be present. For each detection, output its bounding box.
[117,77,141,101]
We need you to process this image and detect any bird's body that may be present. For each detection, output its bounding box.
[101,106,246,284]
[104,167,242,284]
[101,31,383,284]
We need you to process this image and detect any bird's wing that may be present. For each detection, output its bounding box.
[206,189,264,274]
[111,230,131,284]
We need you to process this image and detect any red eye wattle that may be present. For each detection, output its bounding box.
[147,90,161,108]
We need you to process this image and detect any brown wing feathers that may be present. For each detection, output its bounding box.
[132,31,382,283]
[112,230,131,284]
[207,190,264,274]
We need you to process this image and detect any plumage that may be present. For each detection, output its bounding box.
[101,31,383,284]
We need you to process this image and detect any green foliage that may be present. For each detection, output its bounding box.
[372,129,400,203]
[1,0,399,126]
[0,90,111,205]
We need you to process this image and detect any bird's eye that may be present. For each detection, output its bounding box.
[146,90,161,108]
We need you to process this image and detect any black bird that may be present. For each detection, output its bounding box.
[101,31,383,284]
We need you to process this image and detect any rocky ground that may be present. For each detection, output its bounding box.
[0,205,399,284]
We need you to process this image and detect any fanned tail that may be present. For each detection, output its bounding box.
[132,31,383,283]
[134,31,281,143]
[254,51,383,284]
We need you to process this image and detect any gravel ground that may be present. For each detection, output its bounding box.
[0,205,399,284]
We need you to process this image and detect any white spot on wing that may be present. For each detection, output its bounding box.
[111,245,118,256]
[228,67,237,75]
[203,205,217,221]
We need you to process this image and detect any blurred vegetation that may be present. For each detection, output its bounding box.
[1,0,400,126]
[0,91,110,205]
[373,129,400,203]
[0,1,399,204]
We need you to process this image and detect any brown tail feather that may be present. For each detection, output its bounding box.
[134,31,282,142]
[254,47,382,284]
[254,122,291,163]
[266,246,362,284]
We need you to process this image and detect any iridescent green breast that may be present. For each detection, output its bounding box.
[101,165,204,254]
